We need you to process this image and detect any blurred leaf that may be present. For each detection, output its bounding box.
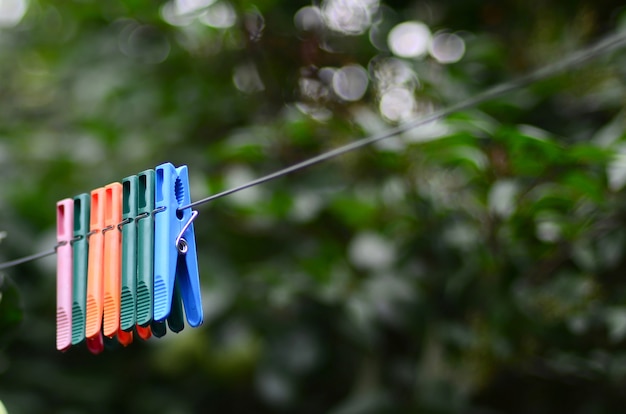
[0,274,22,349]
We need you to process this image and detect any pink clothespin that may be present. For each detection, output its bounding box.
[56,199,74,351]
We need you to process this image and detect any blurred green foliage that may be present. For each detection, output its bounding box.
[1,0,626,412]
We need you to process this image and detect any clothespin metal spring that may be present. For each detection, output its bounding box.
[149,206,198,254]
[176,210,198,254]
[54,235,83,251]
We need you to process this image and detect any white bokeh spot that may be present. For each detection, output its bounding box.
[0,0,27,28]
[379,87,415,121]
[199,2,237,28]
[388,21,431,58]
[349,232,395,270]
[321,0,379,35]
[294,6,324,32]
[429,32,466,64]
[332,64,369,101]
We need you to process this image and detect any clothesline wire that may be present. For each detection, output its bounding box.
[1,30,626,272]
[179,30,626,210]
[0,247,58,270]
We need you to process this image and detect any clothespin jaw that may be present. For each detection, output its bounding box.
[71,193,90,345]
[56,198,74,351]
[153,163,203,328]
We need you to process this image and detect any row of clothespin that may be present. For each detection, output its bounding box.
[55,162,203,354]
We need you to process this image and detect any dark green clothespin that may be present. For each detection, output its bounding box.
[71,193,89,345]
[137,170,155,329]
[135,169,168,339]
[120,175,138,332]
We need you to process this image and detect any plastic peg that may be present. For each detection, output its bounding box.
[56,198,73,351]
[103,183,122,338]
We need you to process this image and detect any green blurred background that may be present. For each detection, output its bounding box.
[1,0,626,412]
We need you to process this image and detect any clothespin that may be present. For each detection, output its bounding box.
[120,175,152,340]
[135,170,155,340]
[86,187,105,354]
[71,194,89,345]
[120,176,138,333]
[153,163,203,330]
[102,183,133,346]
[56,199,73,351]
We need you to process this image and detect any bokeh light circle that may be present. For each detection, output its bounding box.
[379,87,415,121]
[429,32,465,64]
[387,21,431,58]
[332,64,369,101]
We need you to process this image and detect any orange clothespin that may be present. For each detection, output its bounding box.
[102,183,132,346]
[85,188,105,354]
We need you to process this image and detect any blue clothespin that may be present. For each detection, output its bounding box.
[153,162,203,328]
